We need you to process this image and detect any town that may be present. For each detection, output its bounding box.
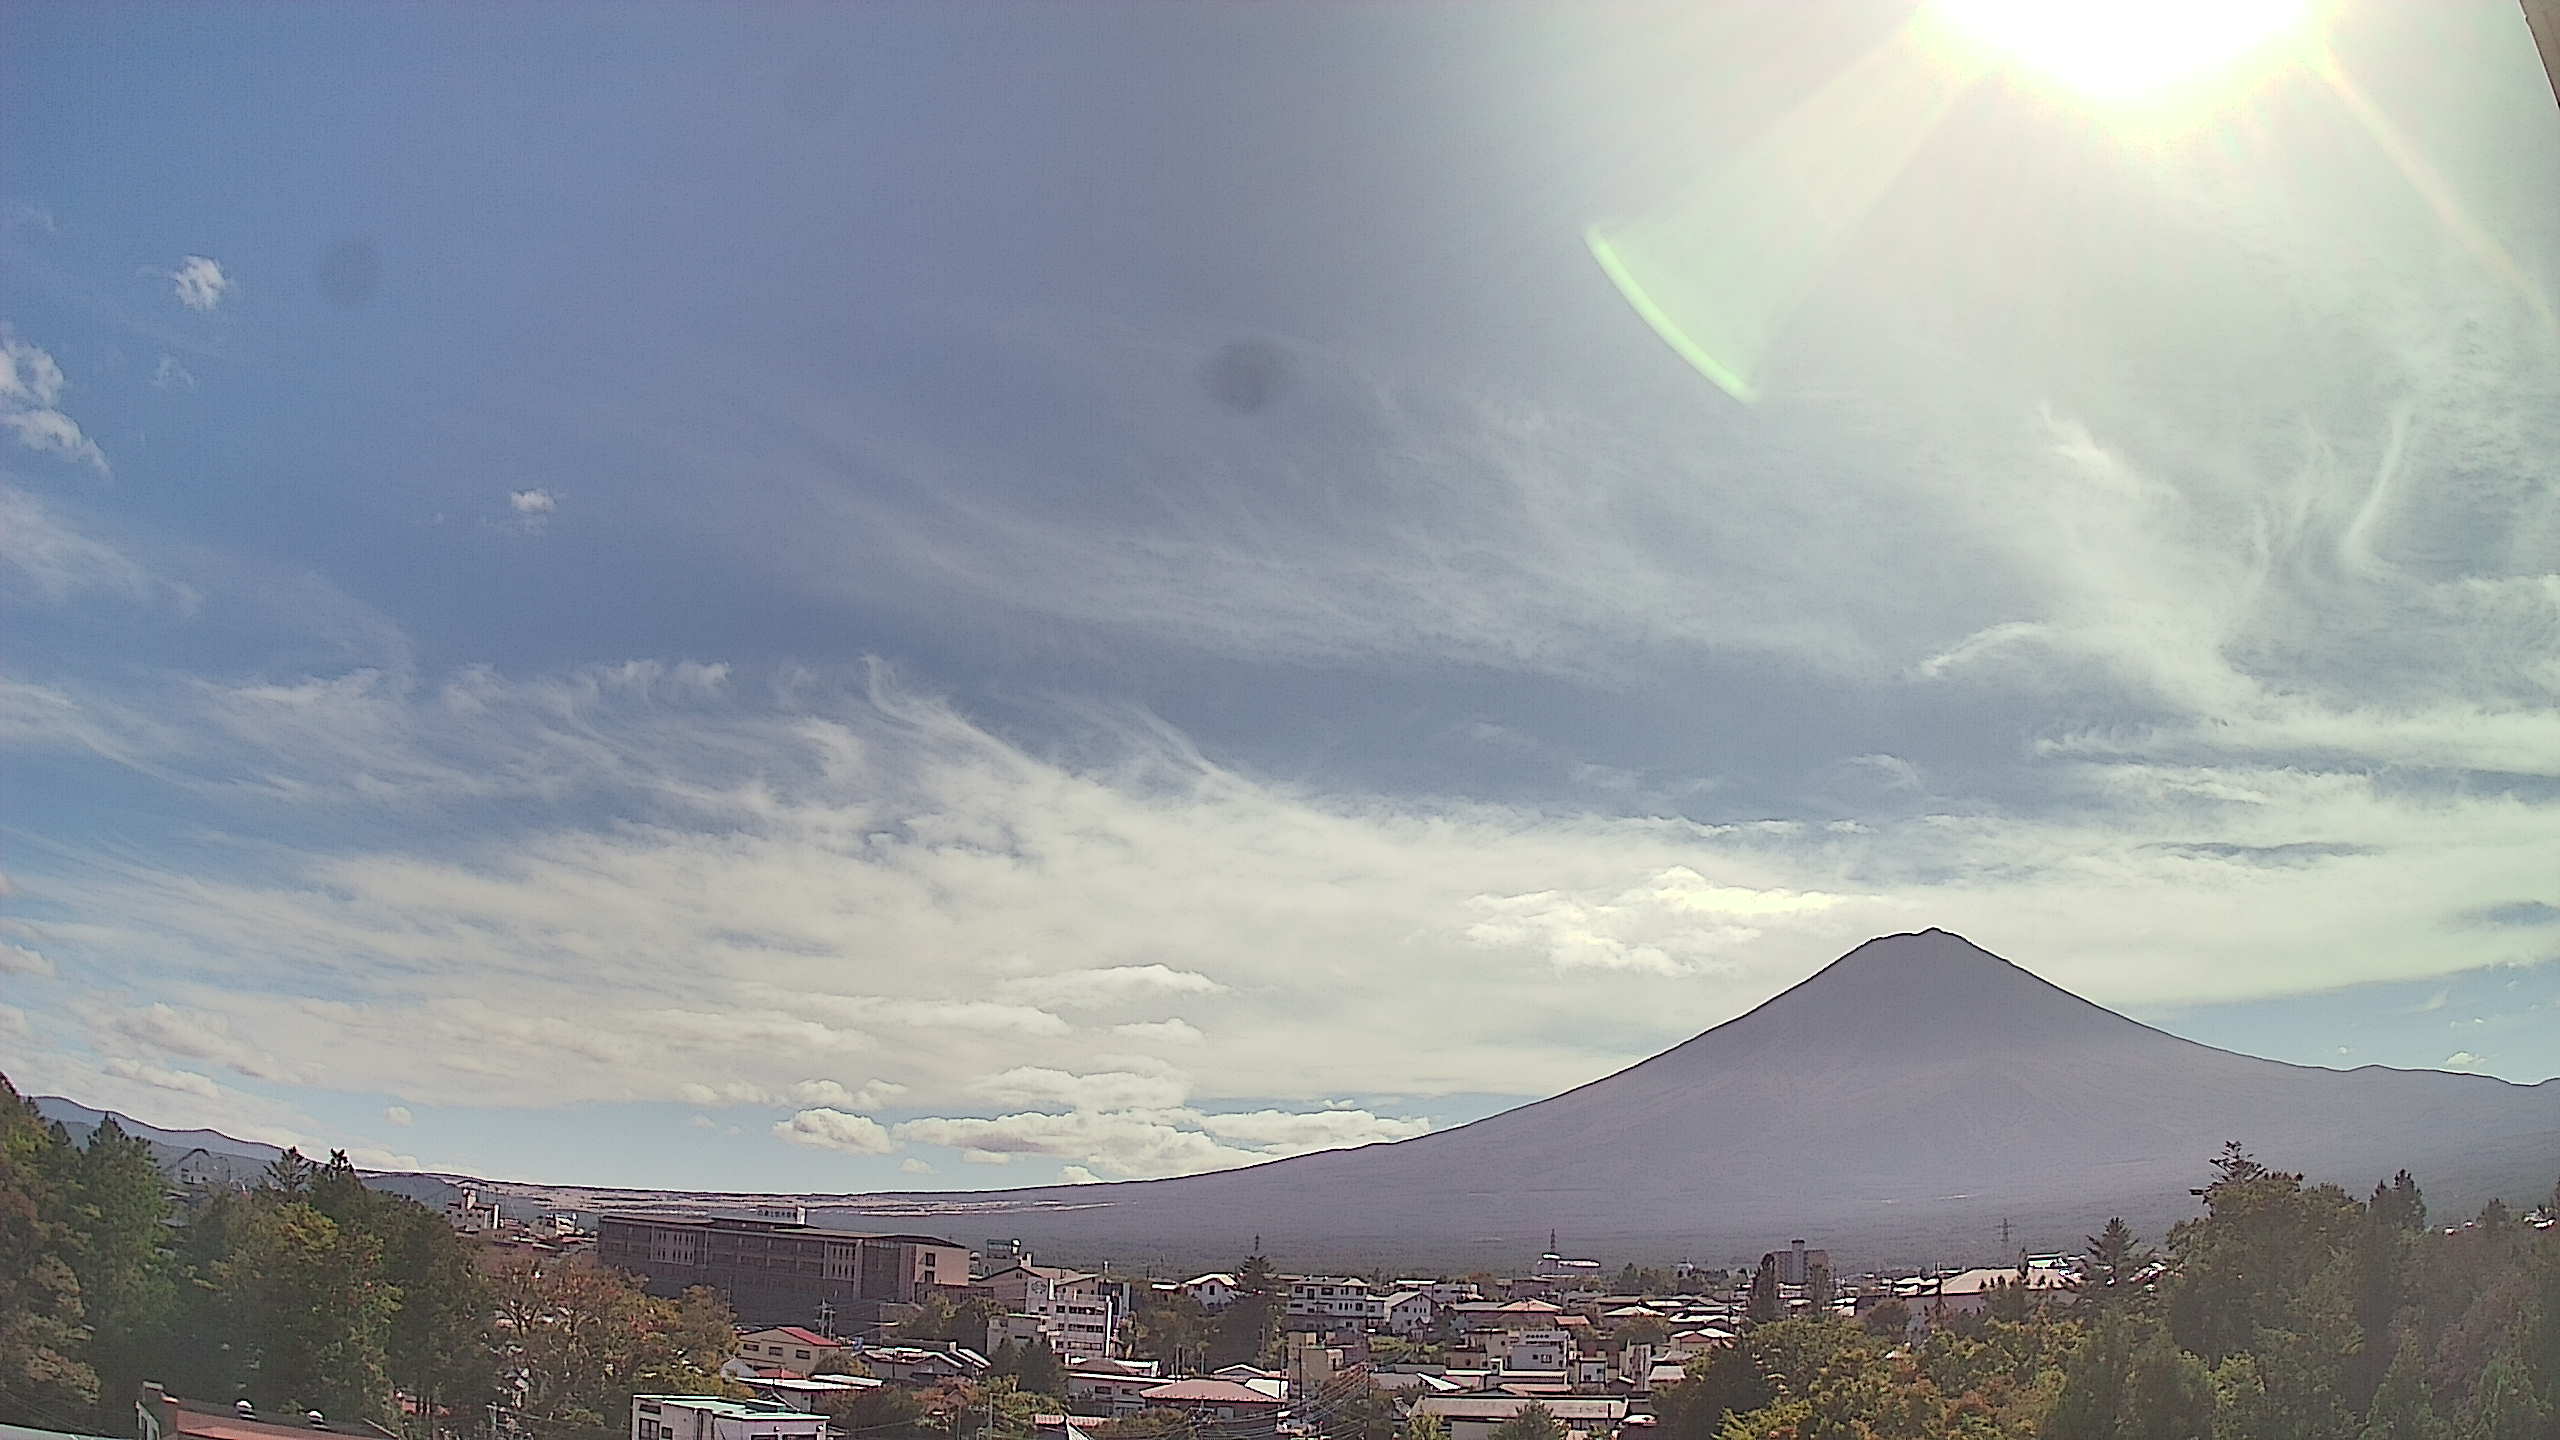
[13,1101,2540,1440]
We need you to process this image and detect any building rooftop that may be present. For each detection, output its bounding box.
[1140,1380,1285,1406]
[604,1214,961,1246]
[635,1397,826,1421]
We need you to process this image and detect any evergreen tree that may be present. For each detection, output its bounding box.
[1211,1254,1280,1367]
[2086,1218,2150,1294]
[1745,1254,1783,1325]
[1652,1343,1769,1440]
[0,1077,97,1428]
[2464,1352,2549,1440]
[2369,1171,2428,1233]
[2359,1343,2449,1440]
[1010,1337,1064,1399]
[258,1148,315,1201]
[63,1115,173,1429]
[219,1201,394,1421]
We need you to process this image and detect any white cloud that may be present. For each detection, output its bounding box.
[773,1107,899,1155]
[102,1057,224,1101]
[899,1156,935,1174]
[0,1004,28,1042]
[893,1101,1434,1180]
[96,1002,311,1084]
[509,489,557,514]
[1000,964,1227,1008]
[0,325,107,472]
[153,355,197,391]
[167,256,231,312]
[2443,1051,2483,1070]
[688,1113,718,1130]
[384,1105,413,1126]
[792,1078,905,1110]
[1112,1019,1204,1044]
[1058,1165,1102,1184]
[0,942,54,977]
[1463,867,1852,976]
[976,1067,1190,1112]
[6,654,2560,1140]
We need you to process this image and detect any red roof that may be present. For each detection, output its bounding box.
[765,1326,841,1346]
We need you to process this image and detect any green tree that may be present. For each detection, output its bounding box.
[1745,1253,1783,1325]
[1653,1344,1769,1440]
[259,1148,315,1201]
[2369,1172,2427,1233]
[491,1254,737,1440]
[0,1077,97,1429]
[1129,1290,1211,1374]
[2359,1343,2449,1440]
[61,1114,174,1430]
[220,1201,394,1421]
[376,1196,494,1426]
[1861,1299,1912,1341]
[1211,1254,1280,1367]
[1484,1401,1566,1440]
[822,1382,926,1440]
[2086,1218,2150,1295]
[2463,1351,2549,1440]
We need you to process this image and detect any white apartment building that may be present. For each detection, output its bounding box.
[978,1264,1120,1362]
[631,1397,825,1440]
[1283,1277,1376,1321]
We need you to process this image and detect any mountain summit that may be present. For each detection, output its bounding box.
[830,930,2560,1264]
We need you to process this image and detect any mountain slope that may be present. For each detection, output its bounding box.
[32,1095,284,1186]
[819,930,2560,1265]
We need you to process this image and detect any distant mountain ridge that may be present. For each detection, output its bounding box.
[806,929,2560,1265]
[32,1096,283,1186]
[31,932,2560,1269]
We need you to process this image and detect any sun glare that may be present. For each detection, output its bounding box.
[1931,0,2312,101]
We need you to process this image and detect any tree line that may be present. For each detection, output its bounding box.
[1654,1143,2559,1440]
[0,1075,736,1440]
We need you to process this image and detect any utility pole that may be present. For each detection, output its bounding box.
[1998,1217,2013,1252]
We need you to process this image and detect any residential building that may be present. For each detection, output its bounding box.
[596,1214,966,1326]
[734,1326,855,1376]
[140,1386,376,1440]
[1064,1365,1166,1417]
[1907,1267,2078,1321]
[630,1396,826,1440]
[1136,1380,1285,1439]
[977,1264,1121,1362]
[860,1344,991,1386]
[1413,1396,1625,1440]
[1181,1273,1239,1311]
[1284,1276,1376,1321]
[1375,1291,1436,1336]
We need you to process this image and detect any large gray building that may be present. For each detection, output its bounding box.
[597,1213,970,1328]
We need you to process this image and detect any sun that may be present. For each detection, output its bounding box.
[1931,0,2313,101]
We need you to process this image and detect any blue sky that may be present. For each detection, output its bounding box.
[3,0,2558,1188]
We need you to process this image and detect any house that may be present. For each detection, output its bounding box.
[734,1327,854,1377]
[1910,1267,2078,1322]
[1285,1276,1376,1321]
[1377,1291,1436,1336]
[1181,1273,1239,1311]
[978,1265,1122,1362]
[630,1396,826,1440]
[861,1344,991,1385]
[1137,1380,1286,1439]
[1065,1366,1167,1417]
[139,1386,378,1440]
[1413,1396,1626,1440]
